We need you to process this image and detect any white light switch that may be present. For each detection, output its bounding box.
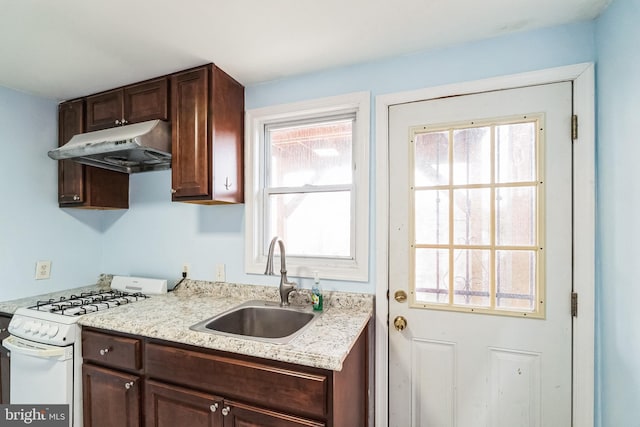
[35,260,51,280]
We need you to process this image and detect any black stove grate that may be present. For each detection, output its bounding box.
[29,290,148,316]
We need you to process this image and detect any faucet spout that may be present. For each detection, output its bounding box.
[264,236,297,306]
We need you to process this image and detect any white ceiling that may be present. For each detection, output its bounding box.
[0,0,609,101]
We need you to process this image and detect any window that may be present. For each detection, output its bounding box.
[410,114,544,317]
[245,92,370,281]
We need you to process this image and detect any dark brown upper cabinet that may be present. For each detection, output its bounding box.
[170,64,244,204]
[86,77,169,132]
[58,100,129,209]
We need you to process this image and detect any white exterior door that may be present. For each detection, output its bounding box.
[388,82,573,427]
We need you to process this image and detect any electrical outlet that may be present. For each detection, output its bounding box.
[35,260,52,280]
[215,264,225,282]
[182,263,190,278]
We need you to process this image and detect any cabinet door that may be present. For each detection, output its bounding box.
[222,400,325,427]
[124,78,168,124]
[58,100,85,205]
[171,66,210,199]
[0,315,10,404]
[86,89,124,131]
[145,380,221,427]
[83,364,140,427]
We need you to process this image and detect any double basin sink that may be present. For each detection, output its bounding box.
[190,300,320,344]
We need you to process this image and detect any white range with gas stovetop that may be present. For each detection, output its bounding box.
[2,276,167,427]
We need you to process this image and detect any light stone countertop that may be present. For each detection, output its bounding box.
[77,279,374,371]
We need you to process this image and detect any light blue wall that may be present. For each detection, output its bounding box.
[595,0,640,425]
[102,22,596,295]
[0,14,609,424]
[0,86,104,301]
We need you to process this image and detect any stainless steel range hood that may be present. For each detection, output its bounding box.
[48,119,171,173]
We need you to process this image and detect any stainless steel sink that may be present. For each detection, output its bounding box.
[189,300,319,344]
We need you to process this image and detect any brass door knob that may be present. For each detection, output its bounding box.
[394,290,407,303]
[393,316,407,331]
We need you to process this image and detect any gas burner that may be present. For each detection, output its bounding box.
[28,289,149,317]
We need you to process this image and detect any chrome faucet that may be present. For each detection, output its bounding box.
[264,236,297,307]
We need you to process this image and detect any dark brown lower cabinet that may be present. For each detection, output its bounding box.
[82,323,369,427]
[82,364,141,427]
[0,315,10,404]
[222,400,325,427]
[145,379,324,427]
[145,380,221,427]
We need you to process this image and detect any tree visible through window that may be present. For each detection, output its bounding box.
[265,116,354,258]
[244,92,370,281]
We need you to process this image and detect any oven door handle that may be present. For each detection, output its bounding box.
[2,335,69,359]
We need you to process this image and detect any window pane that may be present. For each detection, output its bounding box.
[453,249,490,307]
[496,122,536,183]
[496,186,536,246]
[415,131,449,186]
[268,191,351,257]
[453,188,491,245]
[453,127,491,185]
[415,190,449,244]
[268,119,353,187]
[496,250,536,311]
[415,248,449,304]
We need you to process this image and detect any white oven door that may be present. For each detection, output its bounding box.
[2,335,73,408]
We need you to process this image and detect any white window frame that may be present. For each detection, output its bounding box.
[245,91,370,281]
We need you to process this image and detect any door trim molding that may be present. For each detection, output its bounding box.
[374,63,595,427]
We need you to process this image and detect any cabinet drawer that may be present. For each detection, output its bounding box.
[145,342,328,420]
[82,330,142,371]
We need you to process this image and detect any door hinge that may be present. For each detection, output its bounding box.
[571,292,578,317]
[571,114,578,141]
[386,289,390,300]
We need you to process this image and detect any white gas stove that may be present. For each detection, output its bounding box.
[2,276,167,427]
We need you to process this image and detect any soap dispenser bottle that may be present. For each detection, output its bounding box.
[312,271,323,311]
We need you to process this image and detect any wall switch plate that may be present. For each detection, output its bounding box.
[35,260,51,280]
[215,264,225,282]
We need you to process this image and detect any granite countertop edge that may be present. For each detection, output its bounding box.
[2,278,373,372]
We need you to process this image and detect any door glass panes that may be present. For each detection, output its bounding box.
[415,248,449,304]
[496,250,536,310]
[496,122,536,183]
[453,249,491,307]
[415,190,449,244]
[453,188,491,246]
[497,186,536,246]
[410,115,543,316]
[453,127,491,185]
[415,131,449,186]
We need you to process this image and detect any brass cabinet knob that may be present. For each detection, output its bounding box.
[124,381,134,390]
[393,316,407,331]
[394,290,407,303]
[221,406,230,416]
[209,403,218,412]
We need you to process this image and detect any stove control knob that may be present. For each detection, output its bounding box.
[23,321,33,333]
[47,325,59,338]
[9,317,22,332]
[31,322,42,334]
[39,324,49,336]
